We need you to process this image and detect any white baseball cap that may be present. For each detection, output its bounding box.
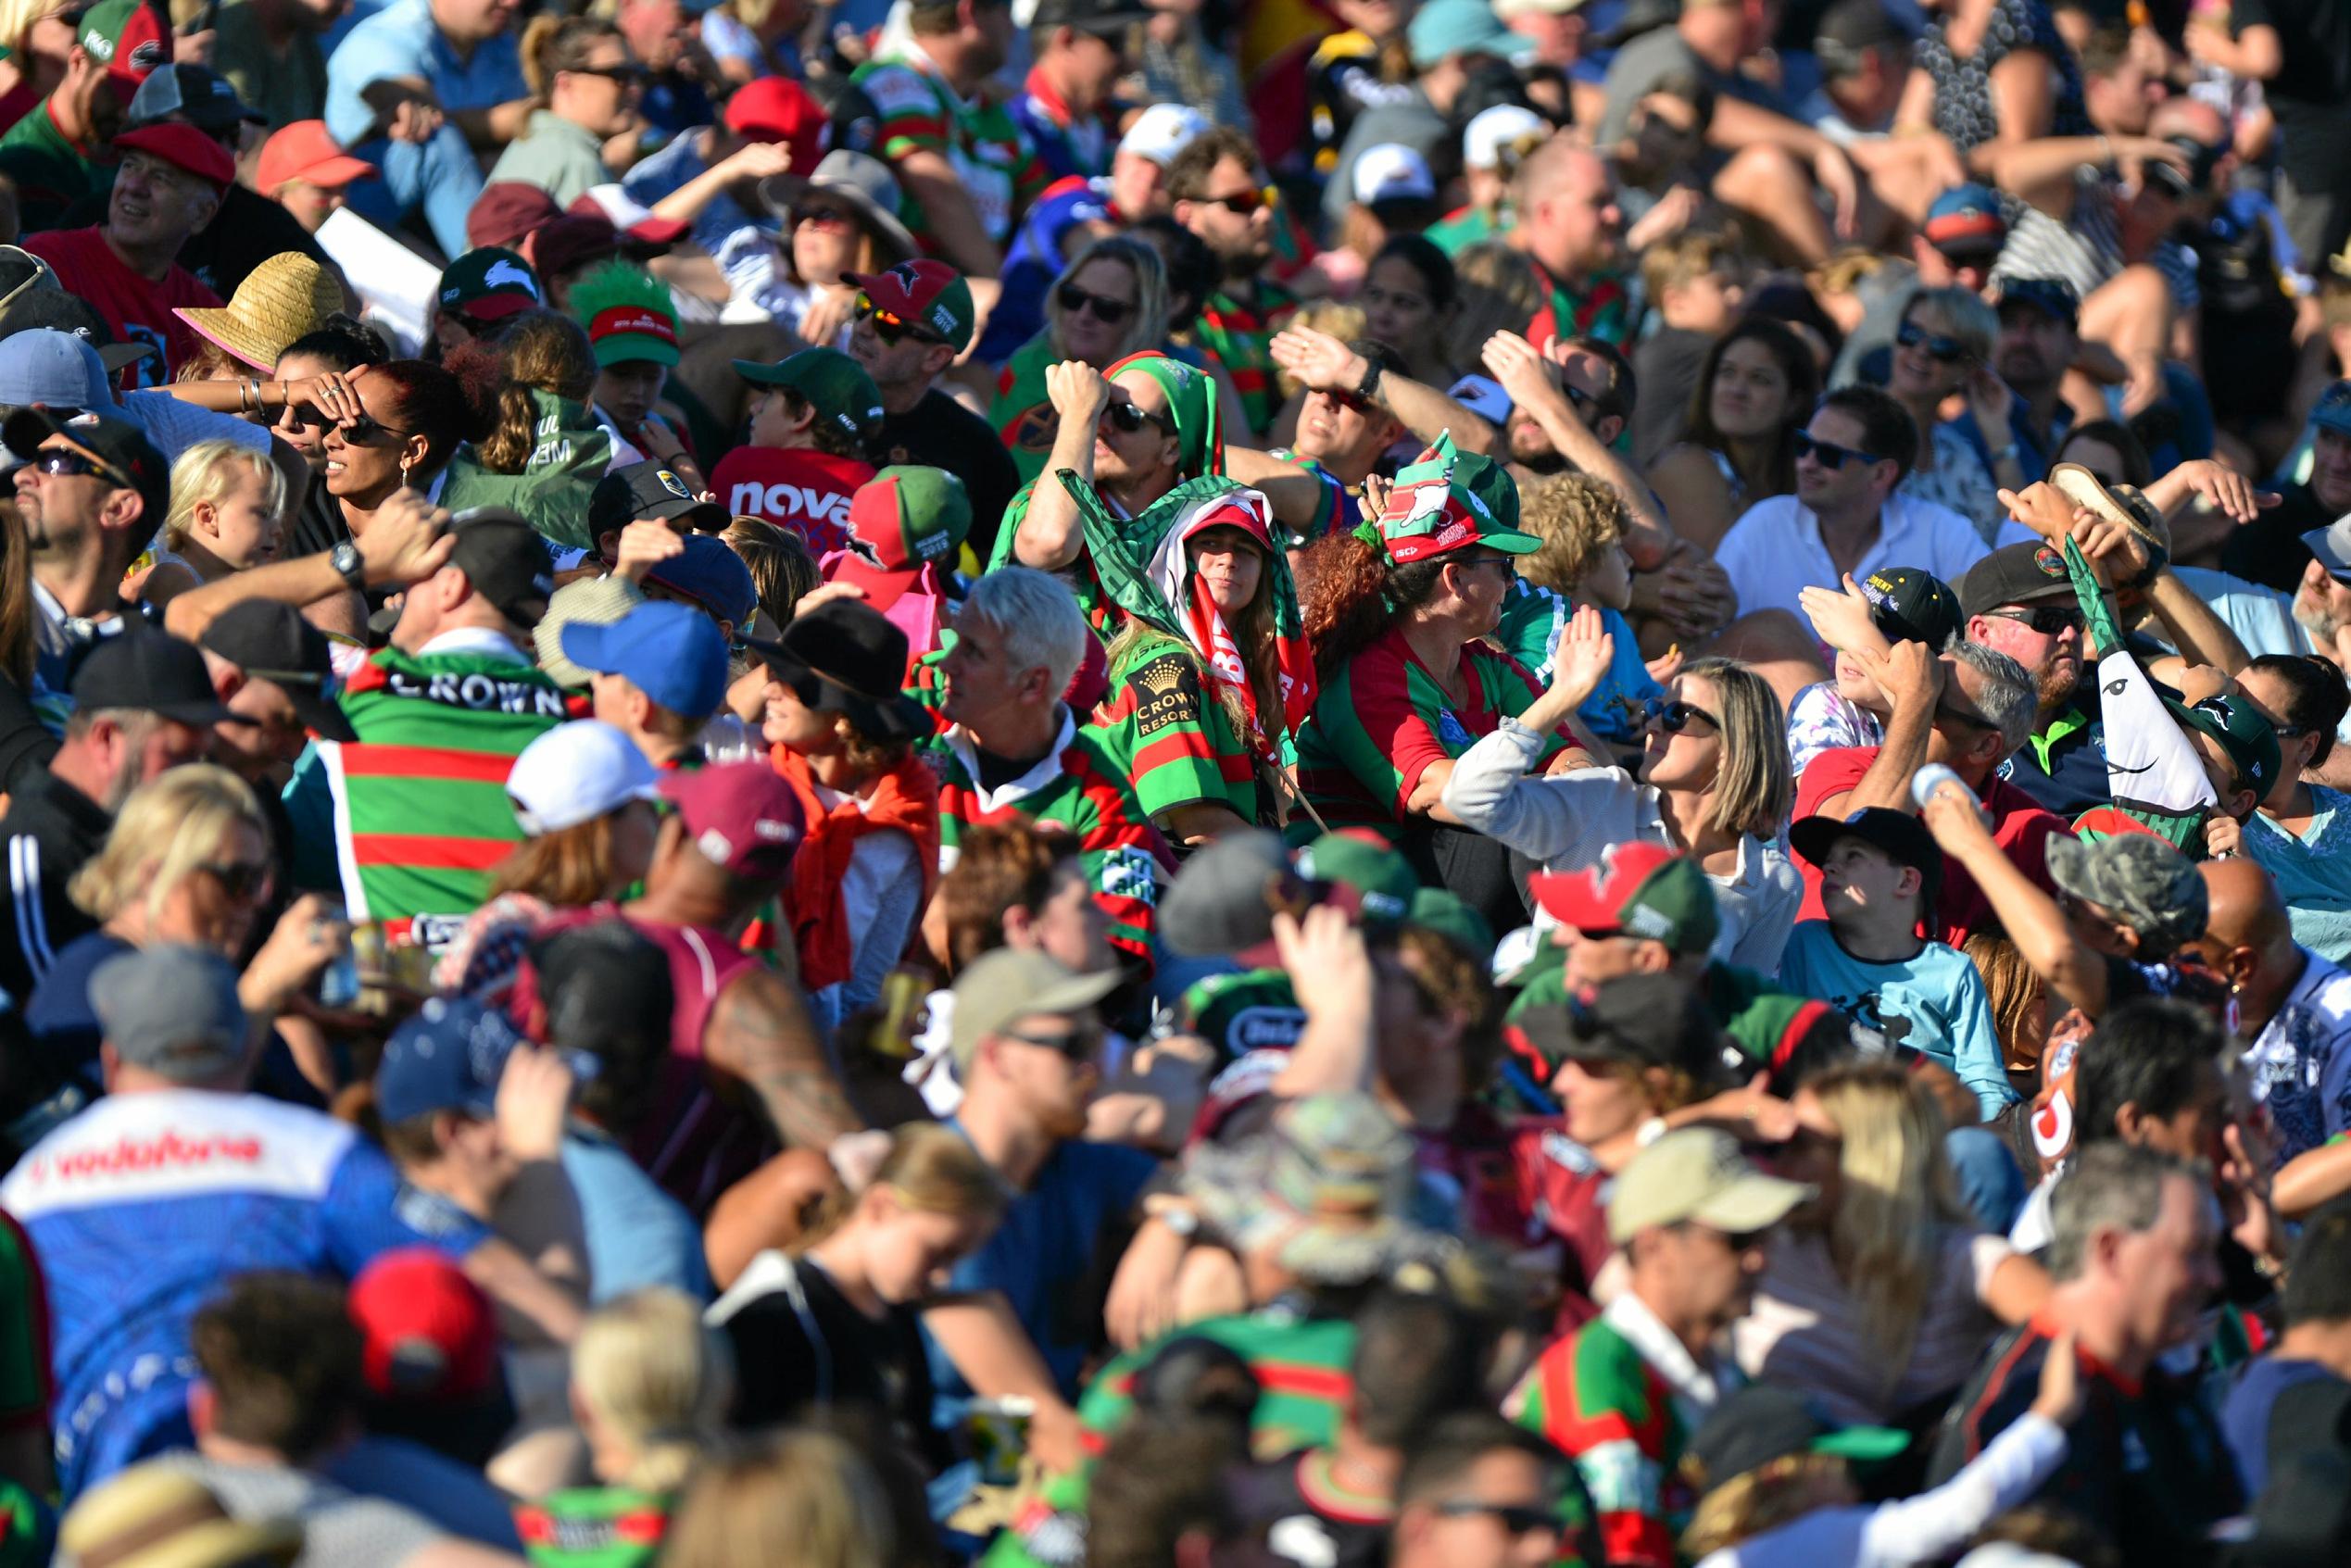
[507,720,663,836]
[1352,143,1438,207]
[1117,103,1212,167]
[1463,104,1548,169]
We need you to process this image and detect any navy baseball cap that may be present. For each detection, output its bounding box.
[375,997,528,1123]
[644,533,759,630]
[559,599,730,721]
[1995,276,2080,326]
[2311,380,2351,441]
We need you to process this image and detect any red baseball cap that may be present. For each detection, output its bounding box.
[845,259,975,354]
[1528,842,1719,956]
[347,1248,500,1403]
[660,760,806,884]
[113,121,233,192]
[256,119,374,194]
[467,181,562,252]
[723,77,824,172]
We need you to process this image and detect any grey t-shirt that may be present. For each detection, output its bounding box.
[1597,27,1789,146]
[141,1453,446,1568]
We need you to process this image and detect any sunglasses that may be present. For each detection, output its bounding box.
[855,294,948,346]
[1197,186,1272,215]
[1794,432,1884,470]
[1896,320,1969,363]
[1430,1501,1560,1537]
[1056,282,1134,326]
[570,63,648,86]
[1455,551,1517,579]
[1643,697,1719,734]
[1933,700,1995,732]
[1103,399,1175,436]
[1000,1023,1104,1060]
[32,448,119,484]
[335,414,413,445]
[1981,605,2083,636]
[790,203,852,229]
[197,859,275,901]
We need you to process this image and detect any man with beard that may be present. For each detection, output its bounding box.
[1974,278,2081,484]
[1960,541,2097,817]
[1510,137,1631,349]
[849,0,1036,297]
[1170,126,1295,437]
[0,0,154,234]
[12,407,173,689]
[2225,381,2351,592]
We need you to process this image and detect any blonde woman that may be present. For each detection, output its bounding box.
[140,441,291,609]
[515,1287,734,1568]
[0,0,77,130]
[23,766,346,1123]
[706,1123,1006,1473]
[1442,626,1804,975]
[990,236,1172,484]
[1732,1060,2050,1426]
[660,1429,891,1568]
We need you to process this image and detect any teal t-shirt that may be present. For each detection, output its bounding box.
[1776,921,2016,1120]
[1490,584,1665,746]
[2244,786,2351,967]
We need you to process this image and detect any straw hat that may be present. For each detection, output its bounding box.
[173,252,343,372]
[59,1462,303,1568]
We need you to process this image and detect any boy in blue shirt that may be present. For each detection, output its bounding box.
[1781,807,2018,1120]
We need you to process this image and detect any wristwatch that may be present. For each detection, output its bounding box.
[329,541,365,592]
[1352,355,1384,405]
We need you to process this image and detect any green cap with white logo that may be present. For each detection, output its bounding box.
[733,346,884,445]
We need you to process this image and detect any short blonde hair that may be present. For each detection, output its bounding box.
[1638,228,1742,305]
[162,440,288,554]
[1681,1451,1848,1559]
[69,766,265,924]
[1517,472,1628,594]
[572,1287,735,1493]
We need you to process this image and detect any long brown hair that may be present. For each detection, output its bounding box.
[449,311,597,473]
[0,498,32,689]
[1296,532,1447,682]
[1683,316,1817,502]
[486,811,625,906]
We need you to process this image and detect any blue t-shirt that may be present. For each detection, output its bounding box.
[323,0,528,151]
[622,130,767,284]
[1778,921,2017,1119]
[2245,789,2351,967]
[924,1129,1157,1406]
[2221,1356,2342,1497]
[562,1124,711,1304]
[0,1089,490,1496]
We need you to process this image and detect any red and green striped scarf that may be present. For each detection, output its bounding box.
[318,646,567,946]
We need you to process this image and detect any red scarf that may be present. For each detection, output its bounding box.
[773,745,942,994]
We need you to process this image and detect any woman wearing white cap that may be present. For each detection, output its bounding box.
[432,720,665,999]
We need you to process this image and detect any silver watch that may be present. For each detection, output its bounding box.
[329,541,364,591]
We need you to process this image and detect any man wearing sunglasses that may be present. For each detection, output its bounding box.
[1169,126,1293,436]
[6,406,172,688]
[1959,540,2102,816]
[1390,1415,1585,1568]
[1514,1125,1808,1568]
[1009,0,1145,183]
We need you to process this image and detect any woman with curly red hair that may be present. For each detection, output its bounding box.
[1291,436,1571,931]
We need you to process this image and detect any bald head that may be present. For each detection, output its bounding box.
[1514,141,1618,280]
[2199,858,2289,956]
[1515,137,1602,207]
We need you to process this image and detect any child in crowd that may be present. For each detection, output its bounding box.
[1787,567,1967,778]
[1781,807,2016,1121]
[1495,472,1669,761]
[139,440,292,608]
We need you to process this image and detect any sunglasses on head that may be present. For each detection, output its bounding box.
[1643,696,1719,734]
[1103,399,1175,436]
[1429,1501,1560,1537]
[1197,186,1271,215]
[855,294,948,346]
[1794,432,1884,470]
[1056,282,1134,326]
[1982,604,2083,636]
[1896,320,1969,363]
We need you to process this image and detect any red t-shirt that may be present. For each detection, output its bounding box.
[1792,745,2068,947]
[710,446,874,557]
[22,227,221,389]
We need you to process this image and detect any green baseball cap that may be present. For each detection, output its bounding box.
[2166,688,2281,799]
[1406,885,1494,961]
[734,346,884,445]
[1375,433,1539,564]
[438,246,542,324]
[1179,969,1305,1064]
[844,466,969,574]
[1294,830,1419,927]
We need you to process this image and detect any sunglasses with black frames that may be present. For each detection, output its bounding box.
[1643,696,1719,734]
[1793,432,1884,470]
[855,294,949,347]
[1896,320,1969,363]
[1103,399,1174,436]
[1981,605,2084,636]
[1056,282,1134,326]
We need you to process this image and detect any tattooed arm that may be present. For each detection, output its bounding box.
[703,966,865,1148]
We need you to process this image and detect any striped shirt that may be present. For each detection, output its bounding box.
[1993,170,2202,314]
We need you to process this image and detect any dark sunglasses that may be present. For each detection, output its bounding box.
[855,294,948,346]
[570,63,648,86]
[335,414,413,445]
[1933,700,1995,732]
[198,859,275,901]
[1197,187,1270,215]
[1456,552,1517,579]
[1103,399,1174,436]
[1056,282,1134,326]
[1982,605,2083,636]
[1001,1023,1104,1060]
[32,448,119,483]
[1321,388,1375,416]
[790,203,852,228]
[1896,320,1969,363]
[1430,1501,1560,1537]
[1794,432,1884,470]
[1643,697,1719,734]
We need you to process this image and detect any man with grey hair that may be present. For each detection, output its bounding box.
[924,566,1167,970]
[1792,633,2061,946]
[1926,1142,2235,1565]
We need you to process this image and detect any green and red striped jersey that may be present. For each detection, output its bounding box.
[987,476,1116,639]
[286,643,565,947]
[516,1486,673,1568]
[1513,1308,1698,1568]
[1087,634,1263,827]
[1527,260,1633,351]
[1289,626,1560,844]
[920,712,1168,967]
[1194,281,1296,436]
[849,50,1047,252]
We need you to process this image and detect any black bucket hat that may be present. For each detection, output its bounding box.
[741,597,929,743]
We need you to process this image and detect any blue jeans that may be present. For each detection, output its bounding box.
[344,124,484,261]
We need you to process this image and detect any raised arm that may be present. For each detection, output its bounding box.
[1012,362,1113,571]
[162,486,454,641]
[1481,331,1671,566]
[1818,641,1941,816]
[703,965,865,1150]
[1918,782,2110,1016]
[1270,323,1501,458]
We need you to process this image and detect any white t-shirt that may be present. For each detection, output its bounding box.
[1713,493,2025,639]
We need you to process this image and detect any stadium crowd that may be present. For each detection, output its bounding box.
[0,0,2342,1564]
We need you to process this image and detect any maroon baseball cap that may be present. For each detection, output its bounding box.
[659,761,806,884]
[467,181,562,252]
[114,121,233,191]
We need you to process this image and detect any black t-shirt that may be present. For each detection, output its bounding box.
[2235,0,2351,121]
[1228,1450,1391,1568]
[874,388,1021,567]
[712,1252,949,1471]
[2218,476,2330,591]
